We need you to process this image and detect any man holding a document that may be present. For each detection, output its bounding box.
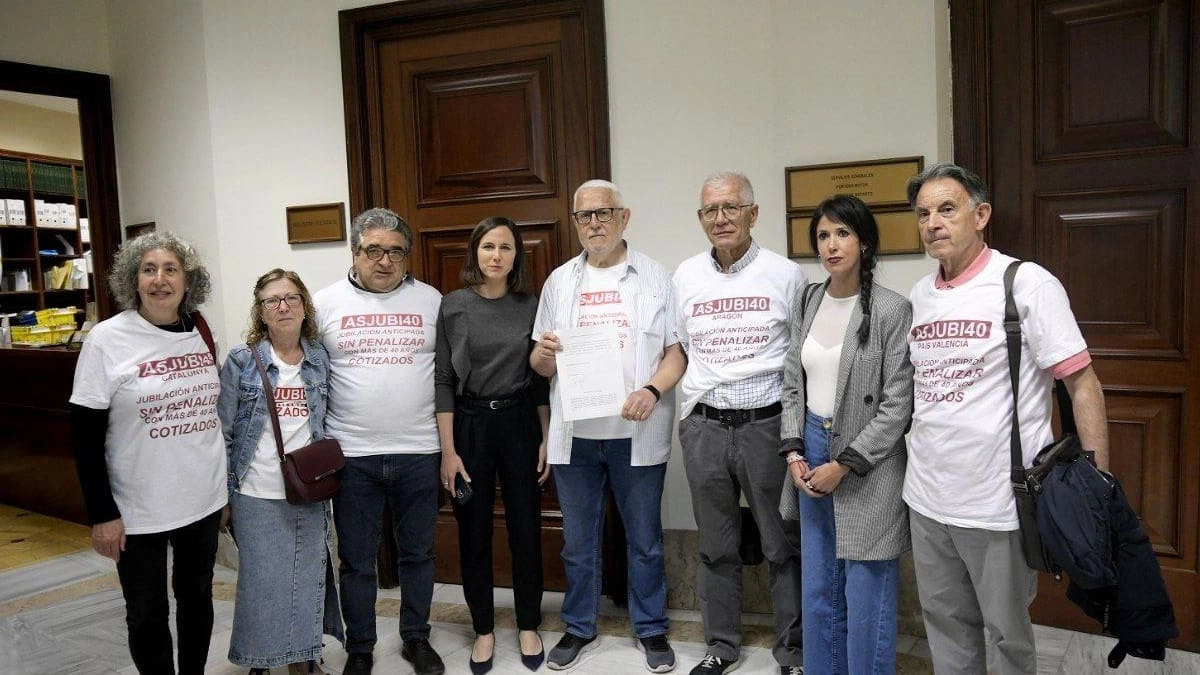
[673,171,806,675]
[531,179,685,673]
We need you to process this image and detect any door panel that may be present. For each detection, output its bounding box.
[341,0,609,592]
[952,0,1199,650]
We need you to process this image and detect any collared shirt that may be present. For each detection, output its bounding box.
[702,240,782,408]
[709,238,761,273]
[533,243,678,466]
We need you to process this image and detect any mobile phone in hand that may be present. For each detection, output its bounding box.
[453,474,473,505]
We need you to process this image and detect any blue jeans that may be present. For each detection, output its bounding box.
[552,437,668,639]
[800,410,898,675]
[333,453,439,654]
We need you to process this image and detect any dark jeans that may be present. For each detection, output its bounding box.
[333,453,440,654]
[452,401,544,634]
[115,508,221,675]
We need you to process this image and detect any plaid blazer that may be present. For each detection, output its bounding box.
[779,281,914,560]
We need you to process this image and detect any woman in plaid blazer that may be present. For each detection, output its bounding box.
[779,195,914,675]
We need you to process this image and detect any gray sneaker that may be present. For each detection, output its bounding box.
[546,633,597,670]
[637,634,676,672]
[689,654,739,675]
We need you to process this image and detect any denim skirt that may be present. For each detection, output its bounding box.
[228,492,342,668]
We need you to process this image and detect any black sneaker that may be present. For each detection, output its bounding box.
[546,633,597,670]
[689,654,739,674]
[780,667,804,675]
[343,652,373,675]
[401,639,445,675]
[637,634,676,672]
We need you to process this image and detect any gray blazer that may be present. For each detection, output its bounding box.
[779,281,914,560]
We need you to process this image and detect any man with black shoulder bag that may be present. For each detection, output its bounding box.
[902,163,1109,675]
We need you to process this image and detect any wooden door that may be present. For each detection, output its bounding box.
[951,0,1200,650]
[340,0,610,591]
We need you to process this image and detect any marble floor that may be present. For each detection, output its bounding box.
[0,507,1197,674]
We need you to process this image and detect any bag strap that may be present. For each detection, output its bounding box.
[1005,261,1078,486]
[190,311,217,361]
[797,282,822,322]
[249,346,288,463]
[1004,260,1027,486]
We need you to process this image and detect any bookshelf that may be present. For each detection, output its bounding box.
[0,149,90,316]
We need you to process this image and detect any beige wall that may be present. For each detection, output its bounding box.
[0,99,83,160]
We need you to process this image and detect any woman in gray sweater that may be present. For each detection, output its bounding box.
[779,195,914,675]
[435,217,551,674]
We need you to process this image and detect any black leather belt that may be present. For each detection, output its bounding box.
[694,401,782,427]
[458,394,526,410]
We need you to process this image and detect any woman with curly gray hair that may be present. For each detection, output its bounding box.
[70,230,227,675]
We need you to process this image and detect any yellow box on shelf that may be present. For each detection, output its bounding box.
[36,307,78,327]
[11,324,75,346]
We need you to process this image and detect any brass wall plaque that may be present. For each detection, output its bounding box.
[785,156,924,258]
[286,203,346,244]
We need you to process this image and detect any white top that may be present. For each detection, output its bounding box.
[314,276,442,456]
[573,262,636,440]
[801,292,857,417]
[239,347,310,499]
[70,310,227,534]
[903,251,1087,530]
[533,246,679,466]
[673,245,806,417]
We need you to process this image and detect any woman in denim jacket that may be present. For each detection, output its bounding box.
[217,268,343,674]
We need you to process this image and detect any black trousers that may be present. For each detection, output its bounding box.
[115,508,221,675]
[452,400,544,633]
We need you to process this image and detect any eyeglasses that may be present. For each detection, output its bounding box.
[360,245,409,262]
[260,294,303,311]
[572,207,621,225]
[698,203,753,222]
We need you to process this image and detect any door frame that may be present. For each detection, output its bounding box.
[337,0,614,593]
[948,0,1200,651]
[339,0,611,224]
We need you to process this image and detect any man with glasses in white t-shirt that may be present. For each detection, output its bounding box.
[532,180,685,673]
[313,208,445,675]
[673,171,806,675]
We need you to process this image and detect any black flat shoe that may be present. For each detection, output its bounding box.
[520,631,545,671]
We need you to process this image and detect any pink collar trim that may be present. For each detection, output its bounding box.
[935,245,991,289]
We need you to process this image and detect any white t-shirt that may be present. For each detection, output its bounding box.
[70,310,227,534]
[238,347,310,499]
[573,262,636,440]
[314,276,441,456]
[903,252,1087,530]
[801,292,857,417]
[673,247,805,417]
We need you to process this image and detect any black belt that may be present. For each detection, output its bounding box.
[458,394,526,410]
[694,401,782,427]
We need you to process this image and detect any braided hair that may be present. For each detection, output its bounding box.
[808,195,880,345]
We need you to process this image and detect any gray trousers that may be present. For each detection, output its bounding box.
[910,509,1037,675]
[679,411,802,666]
